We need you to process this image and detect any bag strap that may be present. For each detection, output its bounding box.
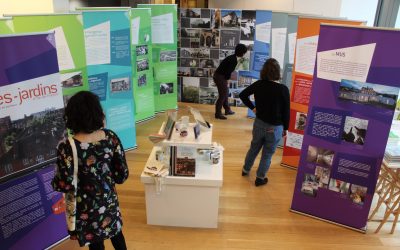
[68,137,78,194]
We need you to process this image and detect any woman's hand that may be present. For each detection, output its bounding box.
[252,108,256,114]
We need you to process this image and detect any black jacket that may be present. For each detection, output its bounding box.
[239,80,290,130]
[215,54,237,80]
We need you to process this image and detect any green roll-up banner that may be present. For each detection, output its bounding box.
[0,17,14,34]
[138,4,178,112]
[130,8,156,122]
[9,13,89,102]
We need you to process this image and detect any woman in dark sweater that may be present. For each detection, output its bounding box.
[239,58,290,186]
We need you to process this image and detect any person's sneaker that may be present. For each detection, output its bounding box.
[255,177,268,187]
[215,114,227,120]
[242,170,248,176]
[225,110,235,115]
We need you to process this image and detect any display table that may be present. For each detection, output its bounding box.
[141,122,223,228]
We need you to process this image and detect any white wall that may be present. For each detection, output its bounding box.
[396,7,400,28]
[209,0,342,17]
[212,0,294,11]
[53,0,69,13]
[0,0,54,16]
[340,0,378,26]
[293,0,342,17]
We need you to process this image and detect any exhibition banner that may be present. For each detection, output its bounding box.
[138,4,178,112]
[281,17,364,169]
[251,10,272,78]
[81,9,137,149]
[130,8,155,122]
[0,17,14,34]
[0,33,68,249]
[9,14,89,103]
[0,32,64,180]
[0,164,67,250]
[290,24,400,230]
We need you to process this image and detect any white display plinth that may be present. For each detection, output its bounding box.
[141,123,223,228]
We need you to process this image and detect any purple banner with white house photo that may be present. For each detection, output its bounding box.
[290,24,400,230]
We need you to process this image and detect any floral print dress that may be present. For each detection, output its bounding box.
[52,129,129,246]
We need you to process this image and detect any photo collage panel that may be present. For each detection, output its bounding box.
[178,8,255,105]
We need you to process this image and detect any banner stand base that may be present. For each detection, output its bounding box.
[136,115,156,124]
[290,209,367,234]
[280,163,297,170]
[125,146,138,152]
[45,236,70,250]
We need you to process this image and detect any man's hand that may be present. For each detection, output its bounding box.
[282,130,287,137]
[252,108,256,114]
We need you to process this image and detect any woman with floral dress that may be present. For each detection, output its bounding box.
[52,91,129,250]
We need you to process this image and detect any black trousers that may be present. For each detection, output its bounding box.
[88,231,127,250]
[213,73,231,115]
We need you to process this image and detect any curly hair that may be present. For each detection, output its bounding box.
[64,91,105,134]
[260,58,281,81]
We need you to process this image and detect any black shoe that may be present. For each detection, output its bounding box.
[225,110,235,115]
[215,114,227,120]
[242,171,248,176]
[255,177,268,187]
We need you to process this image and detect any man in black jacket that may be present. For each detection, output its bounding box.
[213,44,248,119]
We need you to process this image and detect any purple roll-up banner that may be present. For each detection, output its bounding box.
[0,33,68,248]
[290,24,400,231]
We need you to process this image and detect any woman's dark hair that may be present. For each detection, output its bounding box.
[64,91,105,134]
[234,43,248,57]
[260,58,281,81]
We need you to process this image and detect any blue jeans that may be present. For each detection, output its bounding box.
[243,118,283,179]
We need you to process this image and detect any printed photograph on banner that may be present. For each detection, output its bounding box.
[338,79,399,110]
[211,9,221,29]
[160,50,177,62]
[220,30,240,50]
[180,58,199,67]
[328,178,350,194]
[136,45,148,56]
[301,174,319,197]
[138,74,147,87]
[182,77,200,103]
[240,10,256,41]
[200,29,220,48]
[181,28,200,38]
[315,166,331,188]
[190,38,200,48]
[238,74,254,88]
[240,40,254,51]
[221,10,241,29]
[181,18,190,28]
[342,116,368,146]
[306,145,334,168]
[219,49,234,60]
[236,52,250,71]
[190,18,211,29]
[295,112,307,131]
[0,80,65,179]
[181,8,201,18]
[200,59,218,68]
[61,72,83,88]
[137,58,149,72]
[349,184,368,205]
[199,87,218,105]
[190,68,215,78]
[63,94,73,107]
[160,83,174,95]
[110,77,130,93]
[180,38,190,47]
[178,67,191,77]
[201,8,211,18]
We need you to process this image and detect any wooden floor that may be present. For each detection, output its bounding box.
[54,103,400,250]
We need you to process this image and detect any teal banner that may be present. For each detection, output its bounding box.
[82,9,137,149]
[130,8,156,122]
[138,4,178,112]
